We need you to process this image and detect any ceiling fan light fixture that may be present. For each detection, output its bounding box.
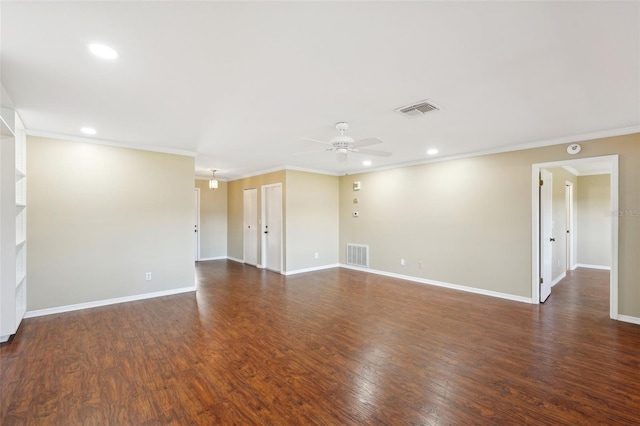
[209,170,218,190]
[427,148,439,155]
[362,160,372,166]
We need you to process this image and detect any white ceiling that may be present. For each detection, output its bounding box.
[1,1,638,180]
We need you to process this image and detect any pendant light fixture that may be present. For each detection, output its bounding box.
[209,169,219,190]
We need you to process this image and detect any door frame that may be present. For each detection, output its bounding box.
[261,183,283,273]
[194,187,200,262]
[531,155,618,319]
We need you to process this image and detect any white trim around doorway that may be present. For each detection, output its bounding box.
[531,155,619,320]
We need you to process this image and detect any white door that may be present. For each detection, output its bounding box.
[243,188,258,266]
[540,169,553,302]
[194,188,200,262]
[262,184,282,272]
[565,182,574,271]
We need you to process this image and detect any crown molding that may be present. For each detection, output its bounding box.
[226,165,339,182]
[342,125,640,176]
[27,130,197,157]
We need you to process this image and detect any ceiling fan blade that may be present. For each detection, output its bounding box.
[352,137,383,148]
[356,148,392,157]
[302,137,331,146]
[292,148,332,156]
[337,152,348,163]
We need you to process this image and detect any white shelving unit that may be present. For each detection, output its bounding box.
[1,85,26,343]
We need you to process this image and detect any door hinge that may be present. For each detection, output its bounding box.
[539,179,544,186]
[540,277,544,284]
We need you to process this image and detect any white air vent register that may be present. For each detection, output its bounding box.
[346,244,369,268]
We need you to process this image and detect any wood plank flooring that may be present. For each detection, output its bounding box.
[2,262,640,425]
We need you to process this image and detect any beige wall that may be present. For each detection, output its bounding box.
[195,179,227,259]
[546,167,578,281]
[339,156,533,296]
[226,169,339,272]
[227,170,286,264]
[339,133,640,316]
[285,170,339,271]
[577,174,611,268]
[27,136,195,310]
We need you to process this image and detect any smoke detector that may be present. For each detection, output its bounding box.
[395,100,441,118]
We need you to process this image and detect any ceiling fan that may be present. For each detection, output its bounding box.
[300,122,391,162]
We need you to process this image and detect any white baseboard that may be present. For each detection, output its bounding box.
[339,264,532,304]
[226,256,244,263]
[198,256,227,261]
[283,263,340,276]
[551,272,566,287]
[24,286,196,319]
[575,264,611,270]
[617,315,640,326]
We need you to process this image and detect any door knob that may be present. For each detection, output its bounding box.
[264,231,268,234]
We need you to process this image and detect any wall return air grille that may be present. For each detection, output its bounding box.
[346,244,369,268]
[394,99,440,117]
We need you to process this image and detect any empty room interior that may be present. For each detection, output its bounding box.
[1,1,640,424]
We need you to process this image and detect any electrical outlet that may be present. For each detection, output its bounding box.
[145,272,152,281]
[314,252,319,259]
[400,259,405,266]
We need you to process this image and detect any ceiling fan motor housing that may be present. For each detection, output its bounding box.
[331,135,354,145]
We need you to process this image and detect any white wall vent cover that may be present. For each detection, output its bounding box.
[346,244,369,268]
[394,100,440,117]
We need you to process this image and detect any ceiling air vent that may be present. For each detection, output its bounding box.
[395,100,440,118]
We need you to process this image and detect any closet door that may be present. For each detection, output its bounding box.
[243,188,258,266]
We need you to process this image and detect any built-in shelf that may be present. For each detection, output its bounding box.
[16,273,26,288]
[0,114,14,137]
[1,94,27,342]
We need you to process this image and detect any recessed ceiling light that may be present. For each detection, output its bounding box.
[88,43,119,60]
[427,148,439,155]
[80,127,97,135]
[362,160,372,166]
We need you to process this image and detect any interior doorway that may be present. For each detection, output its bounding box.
[243,188,258,266]
[194,188,200,262]
[261,183,283,273]
[532,155,618,319]
[565,181,574,272]
[539,169,553,302]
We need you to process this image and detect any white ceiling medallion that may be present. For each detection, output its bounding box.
[567,143,581,155]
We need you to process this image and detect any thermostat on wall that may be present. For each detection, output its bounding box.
[567,143,581,155]
[353,181,361,191]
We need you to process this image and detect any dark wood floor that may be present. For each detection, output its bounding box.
[2,262,640,425]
